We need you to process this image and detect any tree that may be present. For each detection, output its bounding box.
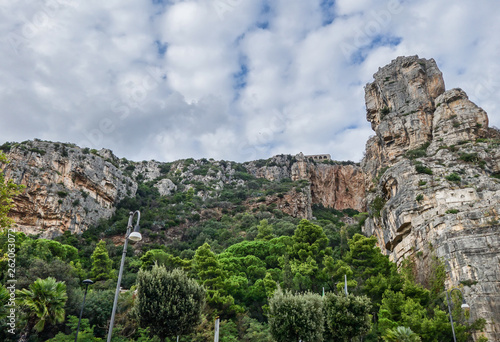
[140,249,191,271]
[383,326,421,342]
[288,220,332,292]
[256,219,274,241]
[17,277,68,333]
[91,240,113,281]
[268,288,324,342]
[193,243,241,317]
[0,285,9,320]
[343,233,401,307]
[135,265,205,341]
[0,151,25,228]
[323,292,372,341]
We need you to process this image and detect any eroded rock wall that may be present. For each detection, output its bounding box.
[1,141,137,238]
[245,153,367,212]
[362,56,500,341]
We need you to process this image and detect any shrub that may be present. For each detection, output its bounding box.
[415,165,433,175]
[490,172,500,180]
[416,194,424,202]
[57,191,68,198]
[370,196,386,218]
[445,173,461,182]
[406,142,430,160]
[380,106,391,118]
[459,153,479,163]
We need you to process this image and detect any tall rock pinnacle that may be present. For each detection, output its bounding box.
[362,55,500,341]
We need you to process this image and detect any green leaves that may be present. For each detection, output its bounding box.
[91,240,113,281]
[17,277,67,333]
[269,288,324,342]
[323,292,372,341]
[135,266,205,339]
[0,151,25,228]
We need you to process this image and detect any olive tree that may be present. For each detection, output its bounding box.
[135,265,205,341]
[323,292,372,341]
[268,288,324,342]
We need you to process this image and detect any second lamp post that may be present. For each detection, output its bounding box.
[445,286,470,342]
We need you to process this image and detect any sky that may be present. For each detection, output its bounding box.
[1,0,499,163]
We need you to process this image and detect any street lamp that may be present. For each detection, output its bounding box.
[445,286,470,342]
[75,279,93,342]
[107,210,142,342]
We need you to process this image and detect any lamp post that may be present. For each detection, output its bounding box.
[445,286,470,342]
[75,279,94,342]
[107,210,142,342]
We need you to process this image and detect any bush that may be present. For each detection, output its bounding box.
[370,196,386,218]
[415,165,433,175]
[380,106,391,118]
[323,293,372,341]
[136,266,205,340]
[57,191,68,198]
[459,153,479,163]
[445,173,461,182]
[405,142,430,160]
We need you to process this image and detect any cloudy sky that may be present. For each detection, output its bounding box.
[1,0,499,163]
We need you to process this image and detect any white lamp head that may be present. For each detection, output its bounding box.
[461,303,470,309]
[128,224,142,242]
[128,231,142,242]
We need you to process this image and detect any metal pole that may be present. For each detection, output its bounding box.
[107,212,135,342]
[445,288,457,342]
[344,274,348,296]
[214,317,220,342]
[75,283,90,342]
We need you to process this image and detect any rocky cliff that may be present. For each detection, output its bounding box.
[362,56,500,341]
[2,143,348,237]
[244,153,366,211]
[0,141,138,238]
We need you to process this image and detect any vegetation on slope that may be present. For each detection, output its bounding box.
[0,150,488,341]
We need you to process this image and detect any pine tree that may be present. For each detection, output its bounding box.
[90,240,113,281]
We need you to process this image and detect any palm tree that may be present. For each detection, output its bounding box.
[17,277,68,335]
[383,326,421,342]
[0,285,10,320]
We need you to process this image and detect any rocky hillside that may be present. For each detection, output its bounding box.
[361,56,500,341]
[1,142,364,238]
[0,142,137,238]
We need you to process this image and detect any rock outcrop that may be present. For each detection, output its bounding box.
[362,56,500,341]
[245,153,367,211]
[1,141,137,238]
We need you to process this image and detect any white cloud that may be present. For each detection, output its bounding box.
[0,0,498,163]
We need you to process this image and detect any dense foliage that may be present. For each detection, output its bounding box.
[0,152,488,341]
[136,266,205,340]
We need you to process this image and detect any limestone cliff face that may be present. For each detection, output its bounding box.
[362,56,445,177]
[245,153,367,212]
[1,141,137,238]
[362,56,500,341]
